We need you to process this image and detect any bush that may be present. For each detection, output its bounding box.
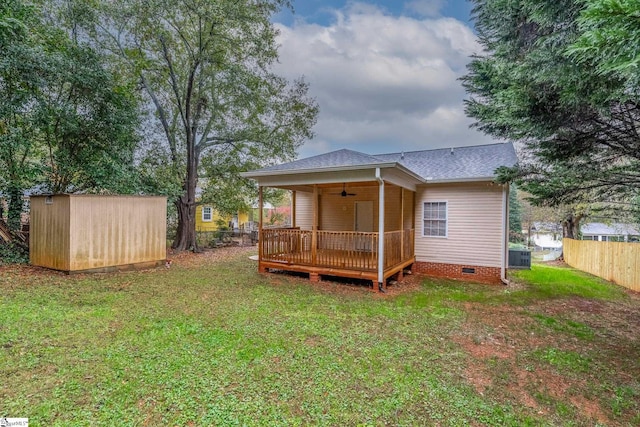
[0,242,29,265]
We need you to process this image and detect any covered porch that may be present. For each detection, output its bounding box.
[244,152,424,292]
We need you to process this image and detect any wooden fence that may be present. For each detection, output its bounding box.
[563,238,639,292]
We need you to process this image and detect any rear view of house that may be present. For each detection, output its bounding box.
[242,143,517,290]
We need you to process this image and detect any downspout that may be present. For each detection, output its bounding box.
[376,168,385,292]
[501,184,509,285]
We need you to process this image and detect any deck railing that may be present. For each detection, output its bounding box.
[260,228,414,272]
[317,231,378,270]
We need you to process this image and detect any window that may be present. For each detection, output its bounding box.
[423,201,447,237]
[202,206,213,222]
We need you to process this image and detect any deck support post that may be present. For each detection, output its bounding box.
[311,185,318,265]
[376,168,385,293]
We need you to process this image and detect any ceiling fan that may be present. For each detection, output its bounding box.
[331,183,357,197]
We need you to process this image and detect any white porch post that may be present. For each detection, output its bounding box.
[258,185,265,273]
[376,168,385,291]
[311,185,318,267]
[291,190,296,228]
[501,184,508,283]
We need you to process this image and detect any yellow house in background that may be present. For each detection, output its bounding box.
[195,205,250,232]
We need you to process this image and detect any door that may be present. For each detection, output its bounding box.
[355,201,374,250]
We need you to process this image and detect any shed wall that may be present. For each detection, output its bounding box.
[30,195,71,271]
[414,182,504,268]
[69,196,166,271]
[30,195,166,272]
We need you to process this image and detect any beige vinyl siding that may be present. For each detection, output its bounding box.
[414,182,504,268]
[295,191,314,230]
[402,188,415,230]
[320,186,379,231]
[294,184,410,232]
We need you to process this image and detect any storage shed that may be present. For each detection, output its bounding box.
[30,194,167,273]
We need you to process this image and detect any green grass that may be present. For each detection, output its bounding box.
[510,264,627,300]
[1,255,639,426]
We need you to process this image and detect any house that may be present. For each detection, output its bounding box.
[242,142,517,291]
[530,221,563,250]
[581,223,640,242]
[195,205,250,232]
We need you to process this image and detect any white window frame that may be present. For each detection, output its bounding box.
[423,201,448,238]
[202,206,213,222]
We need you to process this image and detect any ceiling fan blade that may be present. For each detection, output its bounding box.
[333,184,357,197]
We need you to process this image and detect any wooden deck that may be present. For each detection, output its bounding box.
[259,228,415,284]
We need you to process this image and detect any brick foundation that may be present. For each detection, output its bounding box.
[414,261,503,285]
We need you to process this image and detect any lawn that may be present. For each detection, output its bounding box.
[1,248,639,426]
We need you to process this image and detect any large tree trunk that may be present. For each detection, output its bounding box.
[559,212,584,261]
[562,213,583,239]
[172,194,197,251]
[171,132,199,251]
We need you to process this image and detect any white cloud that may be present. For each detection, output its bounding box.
[405,0,446,18]
[275,2,496,158]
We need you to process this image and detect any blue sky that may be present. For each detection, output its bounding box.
[275,1,474,26]
[270,1,499,159]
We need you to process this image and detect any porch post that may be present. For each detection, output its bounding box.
[400,188,405,261]
[311,185,318,266]
[376,168,385,292]
[291,191,296,228]
[258,185,265,273]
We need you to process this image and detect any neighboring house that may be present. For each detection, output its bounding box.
[195,205,250,232]
[530,222,563,250]
[581,223,640,242]
[242,142,517,290]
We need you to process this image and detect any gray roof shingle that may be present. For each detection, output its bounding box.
[256,149,387,172]
[247,143,517,182]
[376,143,517,181]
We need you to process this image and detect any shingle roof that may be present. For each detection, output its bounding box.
[375,143,517,181]
[256,149,387,172]
[581,223,640,236]
[247,142,517,182]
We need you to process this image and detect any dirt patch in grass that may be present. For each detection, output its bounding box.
[451,290,640,425]
[167,245,256,268]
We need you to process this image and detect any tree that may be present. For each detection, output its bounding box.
[508,184,523,243]
[84,0,318,251]
[462,0,640,236]
[0,0,141,230]
[0,0,43,229]
[570,0,640,81]
[35,42,140,194]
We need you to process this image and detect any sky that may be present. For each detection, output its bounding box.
[270,0,499,159]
